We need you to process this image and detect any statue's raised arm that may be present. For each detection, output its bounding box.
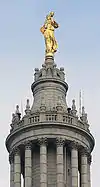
[40,12,59,57]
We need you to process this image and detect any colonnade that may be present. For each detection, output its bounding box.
[9,138,91,187]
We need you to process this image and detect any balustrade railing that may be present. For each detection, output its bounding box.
[29,115,40,123]
[10,112,89,132]
[63,115,73,124]
[46,114,57,121]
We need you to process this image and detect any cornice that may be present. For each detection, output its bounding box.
[5,122,95,153]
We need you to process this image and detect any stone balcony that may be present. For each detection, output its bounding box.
[10,110,89,133]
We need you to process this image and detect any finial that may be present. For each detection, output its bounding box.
[71,99,77,116]
[82,106,85,115]
[12,113,15,123]
[26,99,30,110]
[34,68,39,81]
[59,67,65,80]
[16,105,20,114]
[81,106,88,123]
[72,99,76,110]
[79,90,82,117]
[15,105,21,121]
[25,99,30,115]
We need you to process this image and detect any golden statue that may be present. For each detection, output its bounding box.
[40,12,59,56]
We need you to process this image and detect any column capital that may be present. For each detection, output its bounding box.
[80,147,89,156]
[24,140,32,150]
[38,137,47,146]
[56,137,65,146]
[88,154,92,165]
[69,141,79,150]
[13,147,20,156]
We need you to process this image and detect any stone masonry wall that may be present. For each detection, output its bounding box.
[31,81,68,112]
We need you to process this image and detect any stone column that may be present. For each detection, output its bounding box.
[64,146,67,184]
[56,138,65,187]
[39,138,47,187]
[70,142,78,187]
[80,148,88,187]
[87,154,91,187]
[9,153,14,187]
[25,141,32,187]
[14,148,21,187]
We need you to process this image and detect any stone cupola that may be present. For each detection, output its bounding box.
[31,56,68,113]
[6,52,95,187]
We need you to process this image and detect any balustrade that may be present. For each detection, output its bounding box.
[10,112,89,133]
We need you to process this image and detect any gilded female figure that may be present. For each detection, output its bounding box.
[40,12,59,56]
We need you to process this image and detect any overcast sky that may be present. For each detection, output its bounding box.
[0,1,100,187]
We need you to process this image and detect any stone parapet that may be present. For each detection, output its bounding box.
[9,111,90,133]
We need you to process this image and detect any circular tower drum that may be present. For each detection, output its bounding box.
[6,56,94,187]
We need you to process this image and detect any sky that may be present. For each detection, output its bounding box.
[0,0,100,186]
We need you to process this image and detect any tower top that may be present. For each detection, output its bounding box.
[40,11,59,58]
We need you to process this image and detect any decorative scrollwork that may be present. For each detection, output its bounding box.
[56,137,65,147]
[13,147,20,156]
[88,154,92,165]
[80,147,89,156]
[69,141,79,150]
[20,140,32,150]
[38,137,47,146]
[24,141,32,150]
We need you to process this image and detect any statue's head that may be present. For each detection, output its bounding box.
[50,11,54,17]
